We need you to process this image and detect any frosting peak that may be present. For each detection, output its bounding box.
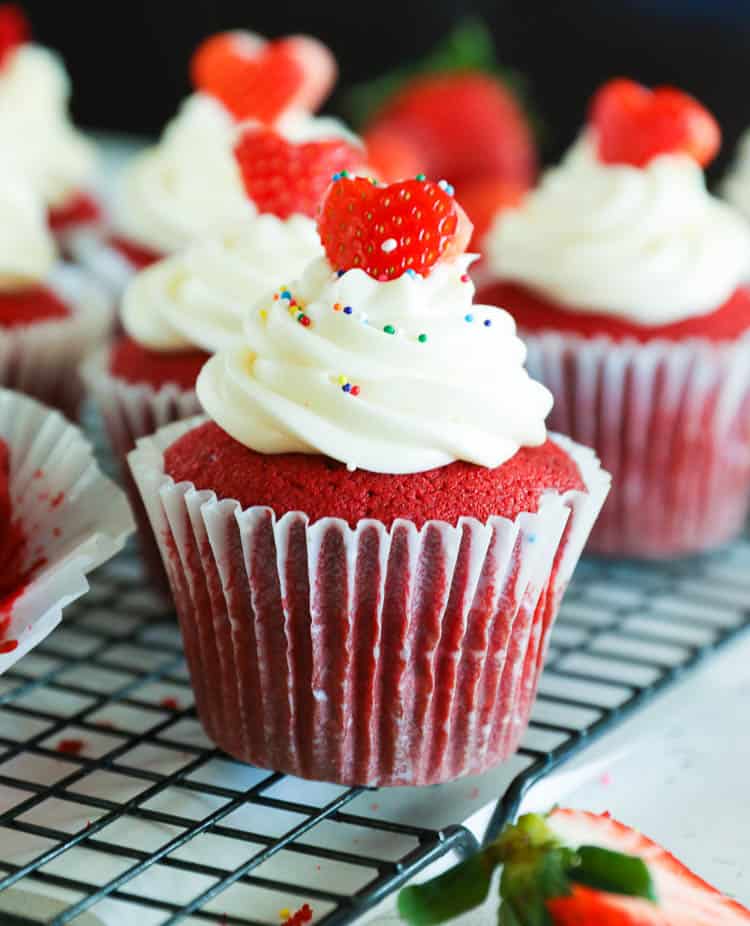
[0,172,57,289]
[0,45,96,207]
[488,135,750,324]
[198,255,552,474]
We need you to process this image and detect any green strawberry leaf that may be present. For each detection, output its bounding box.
[398,850,499,924]
[571,846,657,902]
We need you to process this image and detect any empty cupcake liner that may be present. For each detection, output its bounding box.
[129,418,609,787]
[0,264,113,421]
[0,389,134,674]
[524,329,750,558]
[81,349,201,592]
[67,229,143,297]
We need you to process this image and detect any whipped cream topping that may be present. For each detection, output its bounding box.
[116,94,362,255]
[0,172,57,290]
[0,45,96,208]
[122,216,322,352]
[198,255,552,474]
[488,135,750,324]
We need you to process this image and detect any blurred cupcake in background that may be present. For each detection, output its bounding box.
[722,129,750,231]
[83,123,365,590]
[129,174,609,786]
[0,388,132,675]
[71,29,362,295]
[0,4,100,239]
[0,170,111,420]
[479,79,750,558]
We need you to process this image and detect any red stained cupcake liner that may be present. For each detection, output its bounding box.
[0,266,112,422]
[81,349,201,593]
[129,418,609,787]
[524,329,750,558]
[0,389,133,674]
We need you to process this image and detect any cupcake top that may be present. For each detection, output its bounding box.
[0,6,95,209]
[487,79,750,326]
[198,175,553,474]
[121,126,364,353]
[116,29,357,255]
[0,170,57,291]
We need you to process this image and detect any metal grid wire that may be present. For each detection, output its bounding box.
[2,413,750,924]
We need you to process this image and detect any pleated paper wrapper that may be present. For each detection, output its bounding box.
[68,229,144,298]
[525,329,750,558]
[129,418,609,787]
[82,349,201,593]
[0,389,134,674]
[0,264,112,421]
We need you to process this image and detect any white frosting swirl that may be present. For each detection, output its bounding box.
[723,129,750,226]
[116,94,362,256]
[488,135,750,324]
[198,255,552,473]
[121,216,322,352]
[0,172,57,290]
[0,45,96,207]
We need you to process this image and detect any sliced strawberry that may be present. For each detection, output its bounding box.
[233,127,364,220]
[318,175,473,280]
[0,4,28,69]
[366,72,537,189]
[190,30,336,124]
[548,809,750,926]
[590,78,721,168]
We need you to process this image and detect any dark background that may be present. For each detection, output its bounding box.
[23,0,750,171]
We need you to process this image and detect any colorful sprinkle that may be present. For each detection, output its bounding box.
[336,269,345,277]
[342,382,352,393]
[405,268,418,279]
[338,374,348,385]
[465,313,474,322]
[383,324,396,335]
[351,385,361,396]
[281,290,291,300]
[484,318,492,327]
[259,309,267,320]
[438,179,455,196]
[343,305,353,315]
[298,315,312,328]
[333,302,342,312]
[416,173,426,181]
[418,333,428,343]
[461,274,470,283]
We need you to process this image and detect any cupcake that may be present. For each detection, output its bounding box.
[0,5,99,238]
[70,29,355,293]
[128,175,609,787]
[480,79,750,558]
[0,388,133,673]
[83,124,365,589]
[0,172,111,419]
[723,129,750,225]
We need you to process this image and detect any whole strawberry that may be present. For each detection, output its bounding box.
[234,127,364,220]
[317,175,473,280]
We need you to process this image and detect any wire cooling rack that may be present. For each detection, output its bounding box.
[1,413,750,924]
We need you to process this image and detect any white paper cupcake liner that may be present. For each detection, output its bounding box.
[81,348,201,590]
[129,418,609,786]
[67,229,145,297]
[0,264,113,421]
[524,329,750,557]
[0,389,134,674]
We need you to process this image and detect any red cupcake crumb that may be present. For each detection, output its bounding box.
[282,904,313,926]
[480,281,750,344]
[0,287,71,329]
[109,335,210,391]
[107,234,163,271]
[164,422,584,530]
[56,738,85,755]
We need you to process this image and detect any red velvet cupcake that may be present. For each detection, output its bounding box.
[0,6,100,241]
[69,29,353,294]
[0,177,111,419]
[0,389,133,675]
[480,79,750,558]
[128,176,609,786]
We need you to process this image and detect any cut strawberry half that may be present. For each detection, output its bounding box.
[233,127,364,220]
[0,4,28,69]
[590,78,721,169]
[190,30,336,124]
[318,175,473,280]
